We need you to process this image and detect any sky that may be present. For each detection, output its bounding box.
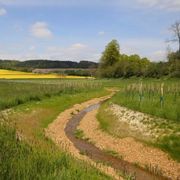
[0,0,180,62]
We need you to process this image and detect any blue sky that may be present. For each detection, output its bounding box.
[0,0,180,62]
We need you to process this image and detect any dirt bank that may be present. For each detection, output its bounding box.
[78,109,180,179]
[45,94,123,179]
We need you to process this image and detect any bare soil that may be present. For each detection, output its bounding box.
[46,94,123,179]
[46,92,180,179]
[78,109,180,179]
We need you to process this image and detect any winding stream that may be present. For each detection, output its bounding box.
[65,102,168,180]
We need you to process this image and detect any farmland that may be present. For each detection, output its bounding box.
[0,79,110,179]
[0,69,91,79]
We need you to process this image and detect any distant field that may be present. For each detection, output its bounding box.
[0,69,91,79]
[0,79,101,110]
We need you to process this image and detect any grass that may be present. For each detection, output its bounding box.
[75,129,85,139]
[8,87,109,145]
[157,135,180,161]
[0,123,110,180]
[112,90,180,122]
[97,79,180,162]
[0,79,111,179]
[1,77,179,179]
[97,102,118,136]
[104,149,123,159]
[0,69,92,79]
[0,79,101,110]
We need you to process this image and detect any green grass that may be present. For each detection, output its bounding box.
[0,79,111,179]
[157,135,180,161]
[97,102,180,162]
[75,129,85,139]
[97,79,180,162]
[1,78,179,179]
[0,79,102,110]
[112,91,180,122]
[0,123,110,180]
[103,149,123,159]
[97,103,117,134]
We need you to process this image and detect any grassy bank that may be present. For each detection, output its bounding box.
[0,123,110,180]
[0,80,110,179]
[97,79,180,161]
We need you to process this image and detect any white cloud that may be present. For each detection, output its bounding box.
[0,39,167,62]
[46,43,95,60]
[0,0,180,11]
[71,43,87,49]
[0,43,97,61]
[98,31,105,36]
[29,46,35,51]
[150,50,166,61]
[120,38,167,61]
[31,22,53,39]
[0,8,7,16]
[135,0,180,11]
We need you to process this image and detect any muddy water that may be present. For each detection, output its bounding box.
[65,103,168,180]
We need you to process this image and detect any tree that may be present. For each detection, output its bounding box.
[169,21,180,53]
[99,40,120,68]
[168,51,180,77]
[98,40,120,77]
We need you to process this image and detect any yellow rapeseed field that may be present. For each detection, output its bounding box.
[0,69,91,79]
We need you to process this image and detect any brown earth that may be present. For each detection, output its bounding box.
[45,92,179,180]
[78,109,180,179]
[45,94,123,180]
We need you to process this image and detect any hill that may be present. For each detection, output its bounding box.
[0,60,98,71]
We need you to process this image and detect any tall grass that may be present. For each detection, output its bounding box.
[0,80,110,179]
[0,79,102,110]
[98,79,180,161]
[112,81,180,122]
[0,123,110,180]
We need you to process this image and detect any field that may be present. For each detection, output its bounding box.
[0,79,101,110]
[0,69,91,79]
[0,79,110,179]
[0,77,179,179]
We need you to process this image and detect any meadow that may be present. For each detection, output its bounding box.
[0,79,100,110]
[0,79,110,179]
[112,79,180,121]
[0,77,179,179]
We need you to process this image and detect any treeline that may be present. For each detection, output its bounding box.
[98,40,180,78]
[0,60,98,71]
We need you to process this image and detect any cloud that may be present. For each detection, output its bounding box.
[120,38,167,61]
[150,50,166,61]
[71,43,87,49]
[0,0,179,11]
[98,31,105,36]
[46,43,96,60]
[0,8,7,16]
[29,45,35,51]
[31,22,53,39]
[135,0,180,11]
[0,38,167,62]
[0,43,89,61]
